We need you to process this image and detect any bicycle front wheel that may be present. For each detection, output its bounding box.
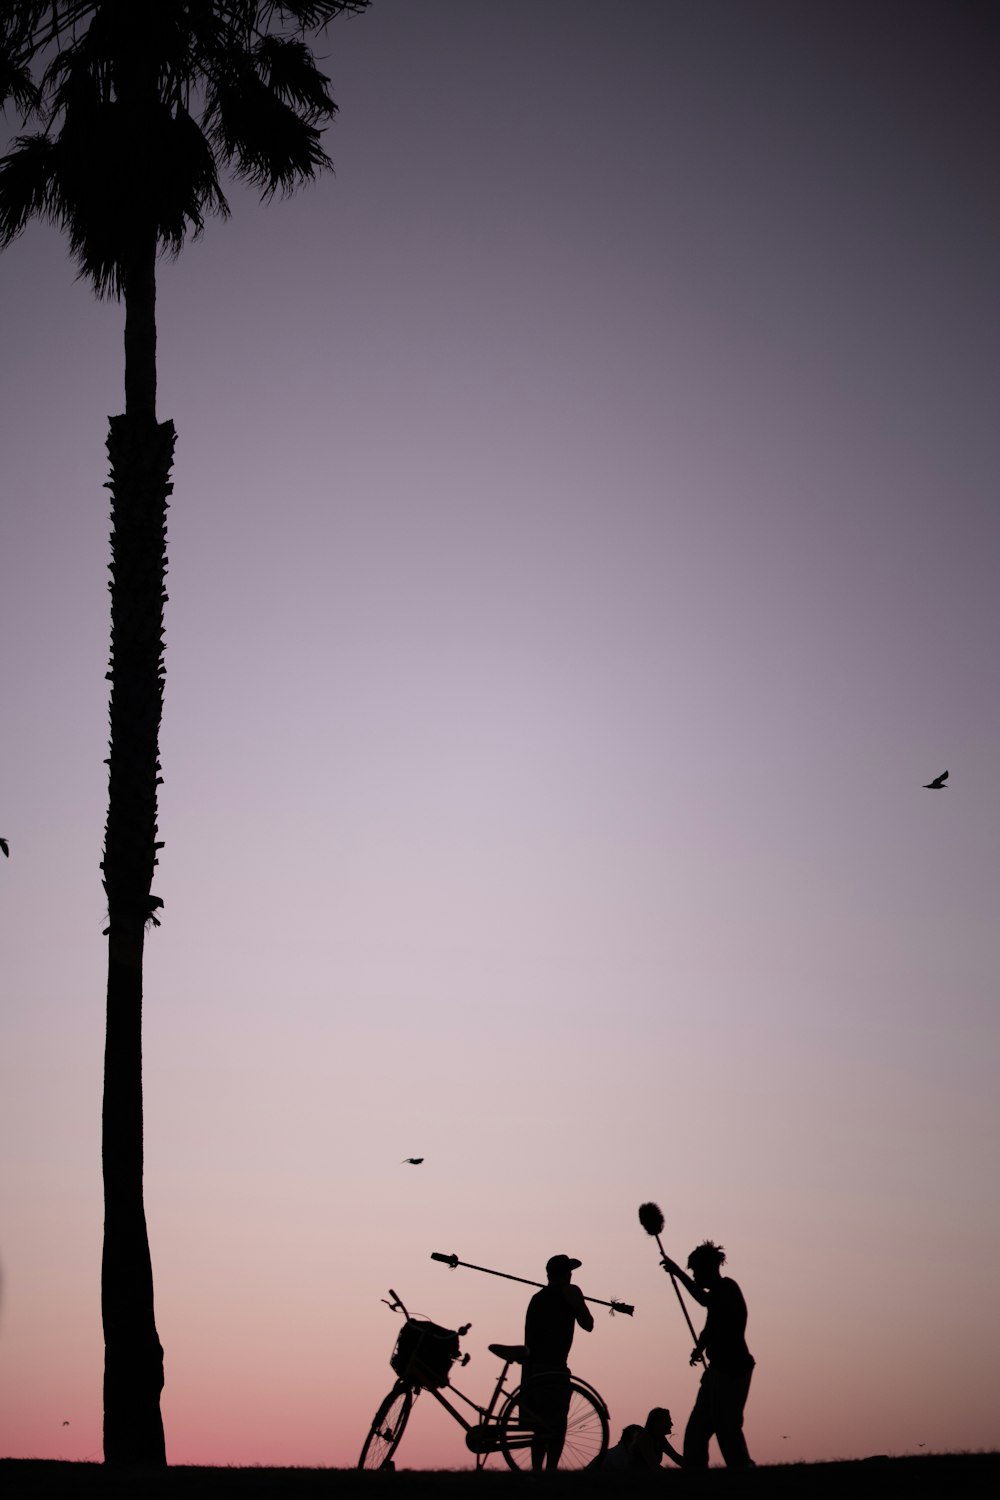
[358,1382,413,1469]
[497,1377,609,1471]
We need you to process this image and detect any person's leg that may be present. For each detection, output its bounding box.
[682,1373,715,1469]
[544,1428,567,1471]
[523,1370,544,1472]
[714,1369,754,1468]
[525,1370,568,1472]
[544,1373,571,1470]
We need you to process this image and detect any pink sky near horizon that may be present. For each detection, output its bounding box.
[2,0,1000,1471]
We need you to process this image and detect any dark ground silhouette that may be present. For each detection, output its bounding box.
[4,1453,1000,1498]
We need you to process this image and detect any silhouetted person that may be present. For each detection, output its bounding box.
[523,1253,594,1472]
[659,1240,755,1468]
[630,1407,684,1469]
[603,1423,644,1469]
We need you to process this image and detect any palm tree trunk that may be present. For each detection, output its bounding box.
[101,237,173,1466]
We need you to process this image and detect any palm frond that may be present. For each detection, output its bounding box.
[253,34,335,120]
[207,69,331,195]
[62,100,229,294]
[1,6,38,112]
[0,54,42,115]
[0,133,60,245]
[264,3,371,27]
[2,1,370,278]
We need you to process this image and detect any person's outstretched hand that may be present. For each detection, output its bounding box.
[660,1255,682,1277]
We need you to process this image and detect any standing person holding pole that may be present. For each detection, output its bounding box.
[658,1240,755,1469]
[522,1254,595,1473]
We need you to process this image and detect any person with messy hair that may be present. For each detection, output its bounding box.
[659,1239,755,1468]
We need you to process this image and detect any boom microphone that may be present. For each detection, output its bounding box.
[637,1201,705,1364]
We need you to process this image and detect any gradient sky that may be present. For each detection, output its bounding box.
[2,0,999,1471]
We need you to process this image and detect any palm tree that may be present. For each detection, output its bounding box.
[0,1,369,1465]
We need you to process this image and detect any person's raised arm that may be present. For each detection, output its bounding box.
[564,1282,595,1332]
[659,1255,708,1306]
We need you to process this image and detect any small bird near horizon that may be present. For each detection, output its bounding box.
[923,770,949,789]
[0,837,8,857]
[402,1157,424,1165]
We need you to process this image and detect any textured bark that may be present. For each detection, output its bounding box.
[101,412,174,1466]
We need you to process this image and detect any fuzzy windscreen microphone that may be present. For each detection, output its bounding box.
[638,1202,665,1239]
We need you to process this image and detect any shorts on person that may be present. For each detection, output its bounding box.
[519,1365,571,1432]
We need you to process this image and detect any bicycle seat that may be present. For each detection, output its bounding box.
[488,1343,529,1363]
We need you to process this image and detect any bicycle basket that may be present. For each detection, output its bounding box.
[391,1318,460,1389]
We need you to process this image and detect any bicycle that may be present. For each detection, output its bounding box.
[358,1289,609,1471]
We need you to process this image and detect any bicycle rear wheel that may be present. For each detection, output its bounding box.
[497,1376,608,1471]
[358,1382,413,1469]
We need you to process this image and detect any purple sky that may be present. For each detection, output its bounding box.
[2,0,999,1470]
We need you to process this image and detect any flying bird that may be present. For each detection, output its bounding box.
[0,837,8,857]
[402,1157,424,1165]
[923,770,949,789]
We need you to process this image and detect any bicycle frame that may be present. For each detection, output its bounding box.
[407,1352,525,1469]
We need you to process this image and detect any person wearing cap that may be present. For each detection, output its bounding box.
[659,1239,755,1468]
[521,1254,594,1472]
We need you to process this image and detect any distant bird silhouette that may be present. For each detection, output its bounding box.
[402,1157,424,1165]
[923,770,949,789]
[0,837,8,857]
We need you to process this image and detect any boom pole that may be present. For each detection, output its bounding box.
[431,1251,634,1316]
